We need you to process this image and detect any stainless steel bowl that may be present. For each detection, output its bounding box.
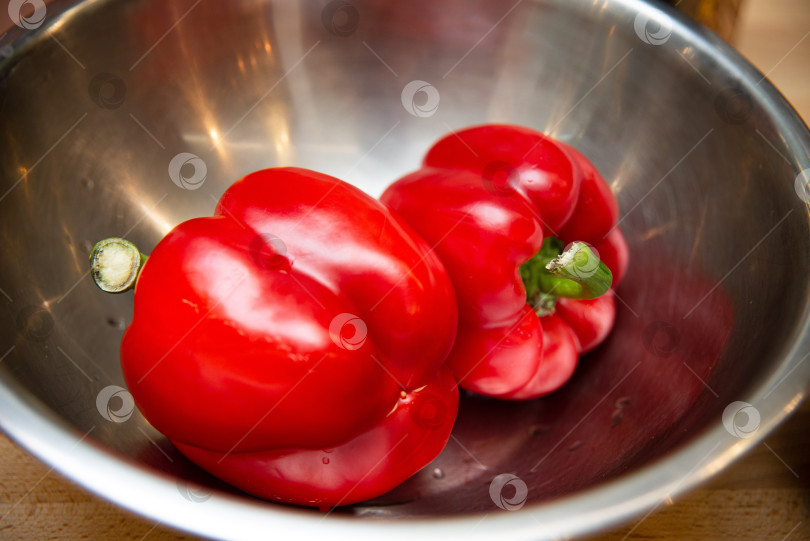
[1,0,809,539]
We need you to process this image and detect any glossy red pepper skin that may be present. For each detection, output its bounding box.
[423,124,581,235]
[121,167,458,507]
[174,368,457,506]
[382,125,628,400]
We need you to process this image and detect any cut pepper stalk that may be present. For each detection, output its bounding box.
[90,238,147,293]
[520,237,612,315]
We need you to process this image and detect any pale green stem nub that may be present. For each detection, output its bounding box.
[89,238,147,293]
[520,237,613,316]
[544,241,612,300]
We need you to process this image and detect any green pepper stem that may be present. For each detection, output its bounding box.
[520,237,613,315]
[544,241,612,300]
[89,238,148,293]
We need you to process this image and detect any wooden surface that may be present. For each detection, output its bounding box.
[2,0,810,539]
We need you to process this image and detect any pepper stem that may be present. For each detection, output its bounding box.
[519,237,612,315]
[89,238,147,293]
[545,241,612,300]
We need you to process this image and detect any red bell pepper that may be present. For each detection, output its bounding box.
[381,124,628,400]
[90,167,459,508]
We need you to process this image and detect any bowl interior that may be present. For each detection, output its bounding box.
[2,0,810,532]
